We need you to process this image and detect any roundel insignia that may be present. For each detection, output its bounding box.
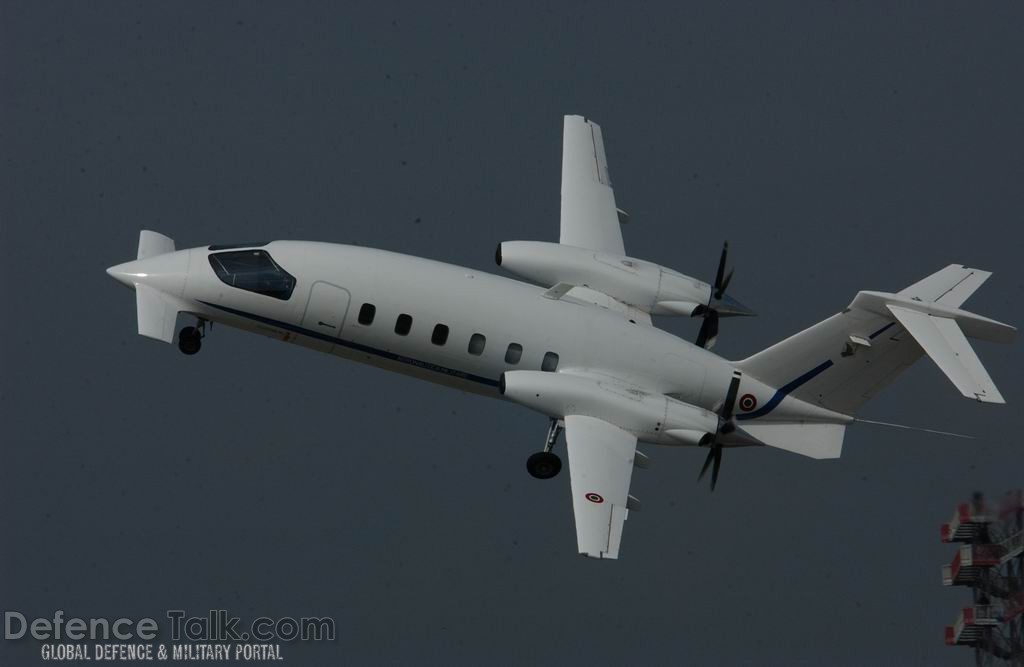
[585,492,604,504]
[739,393,758,412]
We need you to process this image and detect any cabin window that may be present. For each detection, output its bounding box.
[542,351,560,372]
[358,303,376,325]
[395,314,412,336]
[208,250,296,300]
[431,324,449,346]
[505,343,523,364]
[468,333,486,356]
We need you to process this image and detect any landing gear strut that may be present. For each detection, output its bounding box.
[526,418,564,479]
[177,320,207,355]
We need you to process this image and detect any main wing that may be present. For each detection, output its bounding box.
[564,414,638,559]
[560,115,626,255]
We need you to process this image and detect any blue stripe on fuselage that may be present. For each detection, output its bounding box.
[198,300,501,388]
[735,359,834,420]
[199,301,840,416]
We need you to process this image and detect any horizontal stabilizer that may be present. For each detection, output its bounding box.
[887,305,1004,403]
[136,283,180,343]
[735,263,1012,417]
[741,422,846,459]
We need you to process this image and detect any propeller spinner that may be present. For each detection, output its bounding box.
[695,241,755,350]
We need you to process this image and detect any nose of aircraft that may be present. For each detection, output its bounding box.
[106,260,146,287]
[104,249,190,296]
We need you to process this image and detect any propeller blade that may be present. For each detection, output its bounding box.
[698,447,715,482]
[721,372,741,422]
[695,311,719,349]
[713,241,729,293]
[697,370,742,490]
[710,446,723,490]
[716,268,734,300]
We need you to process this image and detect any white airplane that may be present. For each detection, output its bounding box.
[107,115,1015,559]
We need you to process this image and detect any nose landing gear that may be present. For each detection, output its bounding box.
[177,319,208,355]
[526,418,564,479]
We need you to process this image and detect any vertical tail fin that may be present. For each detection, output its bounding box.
[897,264,990,307]
[735,265,1014,416]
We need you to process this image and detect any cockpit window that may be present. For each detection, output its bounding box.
[208,242,269,251]
[208,250,296,300]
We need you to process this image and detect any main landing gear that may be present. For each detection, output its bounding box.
[526,418,564,479]
[177,319,208,355]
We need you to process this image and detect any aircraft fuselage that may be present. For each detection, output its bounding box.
[115,241,742,420]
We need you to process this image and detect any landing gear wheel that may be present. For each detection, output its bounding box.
[526,451,562,479]
[178,326,202,355]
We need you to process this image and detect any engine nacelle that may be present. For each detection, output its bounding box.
[496,241,711,315]
[499,370,717,445]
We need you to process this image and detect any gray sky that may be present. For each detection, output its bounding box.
[2,2,1022,664]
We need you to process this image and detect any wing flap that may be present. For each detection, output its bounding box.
[564,414,638,559]
[887,305,1004,403]
[560,116,625,255]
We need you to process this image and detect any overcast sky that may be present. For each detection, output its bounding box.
[2,2,1022,664]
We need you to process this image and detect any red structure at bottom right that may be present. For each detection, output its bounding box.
[943,490,1024,665]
